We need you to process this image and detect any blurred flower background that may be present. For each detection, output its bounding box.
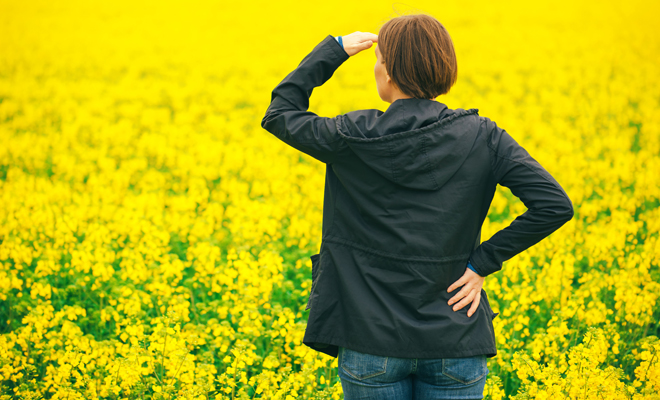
[0,0,659,398]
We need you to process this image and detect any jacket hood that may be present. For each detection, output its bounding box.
[337,99,481,191]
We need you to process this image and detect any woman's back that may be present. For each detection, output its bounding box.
[330,101,487,257]
[261,14,573,400]
[296,96,572,359]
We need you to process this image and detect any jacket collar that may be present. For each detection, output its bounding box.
[337,101,480,190]
[356,98,451,139]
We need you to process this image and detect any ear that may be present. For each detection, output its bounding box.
[386,73,391,84]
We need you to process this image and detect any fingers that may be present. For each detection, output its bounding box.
[467,291,481,318]
[447,267,485,317]
[448,285,469,306]
[341,31,378,57]
[447,275,467,293]
[453,290,476,311]
[350,31,378,42]
[361,32,378,42]
[359,40,374,51]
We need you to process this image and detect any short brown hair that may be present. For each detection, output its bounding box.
[377,14,457,99]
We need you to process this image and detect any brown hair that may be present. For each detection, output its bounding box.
[377,14,457,99]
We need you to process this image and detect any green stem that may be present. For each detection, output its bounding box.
[231,353,240,400]
[160,319,169,384]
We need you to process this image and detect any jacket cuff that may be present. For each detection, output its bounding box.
[469,250,502,277]
[324,34,350,60]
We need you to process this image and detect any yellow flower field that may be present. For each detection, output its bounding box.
[0,0,659,398]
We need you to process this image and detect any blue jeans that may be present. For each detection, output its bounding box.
[337,346,488,400]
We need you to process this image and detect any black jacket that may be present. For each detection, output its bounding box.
[261,35,574,359]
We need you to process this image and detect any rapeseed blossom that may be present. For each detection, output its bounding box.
[0,0,659,398]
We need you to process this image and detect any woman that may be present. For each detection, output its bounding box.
[261,14,573,400]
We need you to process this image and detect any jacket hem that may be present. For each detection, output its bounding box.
[303,334,497,359]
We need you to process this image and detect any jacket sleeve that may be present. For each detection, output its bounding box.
[261,34,350,164]
[468,117,574,277]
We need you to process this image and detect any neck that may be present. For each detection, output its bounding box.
[388,91,413,104]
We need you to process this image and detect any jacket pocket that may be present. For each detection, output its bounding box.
[480,288,499,320]
[305,253,321,311]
